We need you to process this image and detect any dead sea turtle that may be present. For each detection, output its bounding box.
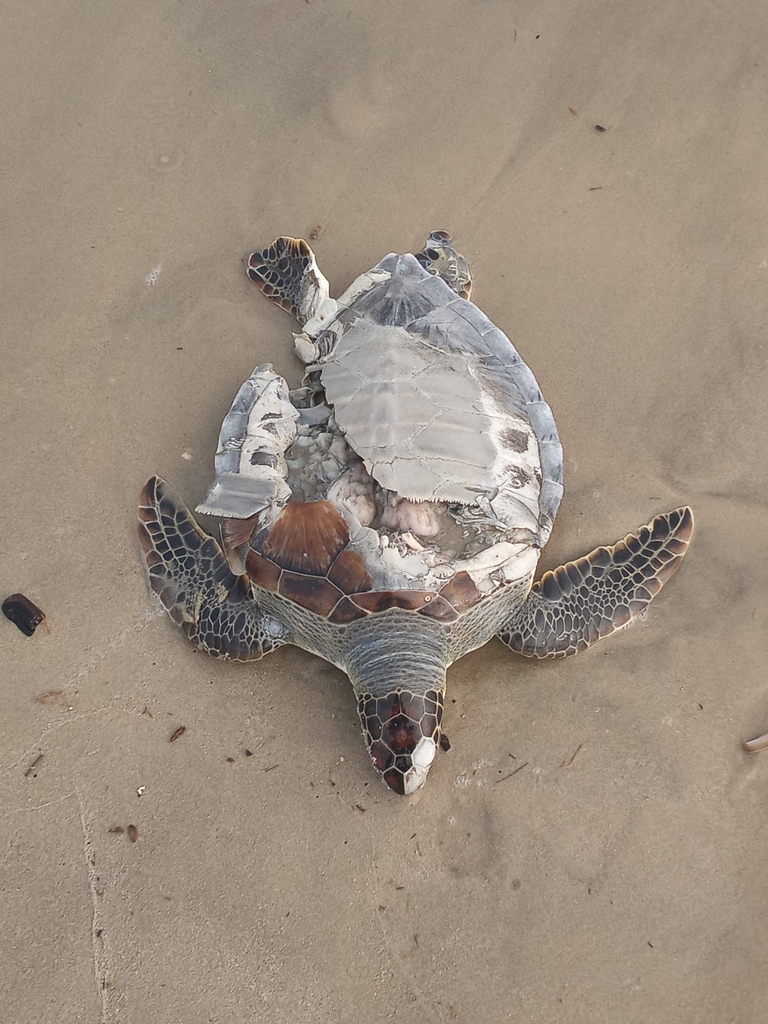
[139,232,693,795]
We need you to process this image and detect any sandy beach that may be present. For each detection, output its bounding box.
[2,1,767,1021]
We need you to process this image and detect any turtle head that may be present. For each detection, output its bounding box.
[357,689,444,795]
[415,230,472,300]
[346,614,448,794]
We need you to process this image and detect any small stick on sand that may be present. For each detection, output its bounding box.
[496,761,529,784]
[559,743,583,769]
[24,753,44,777]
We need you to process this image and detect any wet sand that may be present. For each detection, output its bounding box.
[2,1,767,1021]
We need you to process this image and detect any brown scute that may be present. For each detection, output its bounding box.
[612,605,632,628]
[588,546,612,571]
[138,475,159,513]
[262,501,350,574]
[327,547,373,594]
[265,235,309,261]
[626,530,648,554]
[417,596,459,622]
[244,549,282,592]
[327,596,369,624]
[565,562,583,587]
[542,565,570,599]
[370,741,393,770]
[439,571,483,612]
[250,237,309,271]
[611,539,633,565]
[374,694,420,754]
[623,506,693,582]
[383,768,405,794]
[142,547,164,571]
[667,537,689,556]
[159,586,181,616]
[136,515,155,558]
[655,554,684,587]
[351,589,434,614]
[278,571,344,617]
[220,514,260,558]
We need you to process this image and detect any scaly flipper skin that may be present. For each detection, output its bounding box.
[138,476,289,660]
[498,507,694,659]
[414,229,473,300]
[246,236,330,324]
[415,230,475,299]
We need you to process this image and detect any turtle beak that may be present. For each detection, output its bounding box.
[357,689,443,796]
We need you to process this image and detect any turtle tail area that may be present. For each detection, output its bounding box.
[498,506,694,659]
[138,476,289,661]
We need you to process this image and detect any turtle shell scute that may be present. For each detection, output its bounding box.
[326,547,373,593]
[438,570,483,612]
[351,590,431,614]
[278,572,344,616]
[262,500,349,574]
[245,500,482,625]
[327,596,368,624]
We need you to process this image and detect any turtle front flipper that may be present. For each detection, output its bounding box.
[246,236,332,325]
[138,476,289,660]
[498,507,694,659]
[195,363,298,524]
[414,230,472,300]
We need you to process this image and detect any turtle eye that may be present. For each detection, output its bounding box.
[425,247,440,261]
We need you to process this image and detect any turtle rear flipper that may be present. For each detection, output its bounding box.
[246,236,331,325]
[498,507,694,659]
[138,476,289,661]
